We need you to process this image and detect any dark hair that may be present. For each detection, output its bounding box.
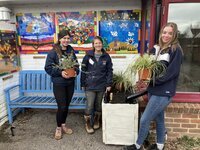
[54,30,72,57]
[58,30,71,41]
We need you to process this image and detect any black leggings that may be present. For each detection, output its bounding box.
[53,83,74,127]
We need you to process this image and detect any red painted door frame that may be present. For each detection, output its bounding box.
[160,0,200,102]
[161,0,200,26]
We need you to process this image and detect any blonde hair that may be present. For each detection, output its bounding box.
[158,22,181,51]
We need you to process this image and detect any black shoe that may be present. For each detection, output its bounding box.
[147,144,159,150]
[122,144,141,150]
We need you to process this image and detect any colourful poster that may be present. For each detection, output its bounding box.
[99,10,141,54]
[16,12,56,53]
[57,11,96,52]
[0,31,20,76]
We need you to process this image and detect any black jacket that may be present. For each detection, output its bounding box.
[44,45,79,86]
[147,45,183,97]
[81,49,113,91]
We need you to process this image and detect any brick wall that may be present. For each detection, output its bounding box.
[165,103,200,140]
[139,102,200,141]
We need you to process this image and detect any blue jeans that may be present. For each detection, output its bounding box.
[85,91,104,115]
[136,94,172,145]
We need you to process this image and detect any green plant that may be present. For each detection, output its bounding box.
[126,53,167,85]
[176,135,200,150]
[112,72,134,93]
[59,54,79,70]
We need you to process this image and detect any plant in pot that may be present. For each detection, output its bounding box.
[126,53,167,85]
[109,71,135,104]
[53,52,79,77]
[124,53,167,102]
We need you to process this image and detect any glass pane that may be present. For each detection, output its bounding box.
[168,3,200,92]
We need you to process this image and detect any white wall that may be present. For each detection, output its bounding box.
[10,0,140,14]
[0,0,141,127]
[20,54,138,73]
[0,21,18,127]
[0,72,19,127]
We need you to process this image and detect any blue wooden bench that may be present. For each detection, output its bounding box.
[4,70,86,124]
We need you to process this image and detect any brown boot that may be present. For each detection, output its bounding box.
[93,112,101,130]
[54,127,62,140]
[61,124,73,135]
[84,115,94,134]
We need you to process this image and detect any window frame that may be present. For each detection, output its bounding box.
[161,0,200,102]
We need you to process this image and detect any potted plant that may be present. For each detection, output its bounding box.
[53,52,79,77]
[126,53,167,85]
[112,72,134,93]
[107,72,135,104]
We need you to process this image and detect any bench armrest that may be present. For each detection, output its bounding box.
[4,84,20,104]
[4,84,20,93]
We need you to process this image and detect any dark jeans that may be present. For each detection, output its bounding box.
[85,91,104,115]
[53,83,74,127]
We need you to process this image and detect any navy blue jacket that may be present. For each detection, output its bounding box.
[44,45,79,86]
[147,45,183,97]
[81,49,113,91]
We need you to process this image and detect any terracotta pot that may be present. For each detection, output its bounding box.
[138,68,151,80]
[64,68,76,77]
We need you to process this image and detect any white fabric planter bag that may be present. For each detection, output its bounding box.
[102,101,138,145]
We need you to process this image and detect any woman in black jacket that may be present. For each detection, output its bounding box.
[123,22,183,150]
[81,36,113,134]
[45,30,79,140]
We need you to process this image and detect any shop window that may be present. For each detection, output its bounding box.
[168,3,200,92]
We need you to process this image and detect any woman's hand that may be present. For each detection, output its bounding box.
[106,86,111,92]
[61,71,70,79]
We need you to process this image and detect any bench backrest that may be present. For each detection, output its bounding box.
[19,70,83,93]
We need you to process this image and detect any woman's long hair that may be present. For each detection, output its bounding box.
[54,30,71,58]
[158,22,182,53]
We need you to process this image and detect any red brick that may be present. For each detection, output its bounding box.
[182,114,198,118]
[189,129,200,133]
[173,128,188,132]
[174,119,189,123]
[167,132,180,137]
[191,119,200,123]
[166,107,173,113]
[166,123,180,128]
[166,128,172,132]
[166,113,181,118]
[165,118,174,123]
[181,124,196,128]
[173,103,180,113]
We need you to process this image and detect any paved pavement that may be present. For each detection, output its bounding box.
[0,109,123,150]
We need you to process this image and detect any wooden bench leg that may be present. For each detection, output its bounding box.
[7,107,13,124]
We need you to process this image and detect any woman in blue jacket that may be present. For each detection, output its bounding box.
[81,36,113,134]
[124,22,183,150]
[45,30,79,140]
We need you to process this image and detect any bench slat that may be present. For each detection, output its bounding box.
[10,96,86,105]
